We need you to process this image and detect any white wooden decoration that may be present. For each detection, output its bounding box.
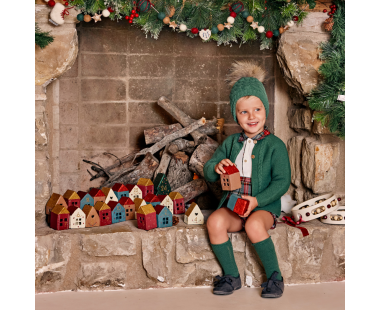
[199,29,211,41]
[160,195,174,214]
[184,203,204,225]
[130,186,143,200]
[69,208,86,229]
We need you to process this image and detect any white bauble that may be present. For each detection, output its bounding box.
[179,24,187,32]
[227,16,235,24]
[257,26,265,33]
[102,9,110,18]
[287,20,295,27]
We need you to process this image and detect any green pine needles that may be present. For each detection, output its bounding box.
[308,0,345,139]
[35,23,54,49]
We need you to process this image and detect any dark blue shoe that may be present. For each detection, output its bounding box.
[213,275,242,295]
[260,271,284,298]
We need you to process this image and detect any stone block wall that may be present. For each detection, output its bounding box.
[48,18,276,200]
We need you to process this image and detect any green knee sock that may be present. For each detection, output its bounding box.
[211,239,239,277]
[253,236,282,281]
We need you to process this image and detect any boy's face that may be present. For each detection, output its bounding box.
[236,96,266,138]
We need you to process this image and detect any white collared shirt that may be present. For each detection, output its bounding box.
[235,138,255,177]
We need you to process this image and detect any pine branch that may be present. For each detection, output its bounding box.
[35,23,54,49]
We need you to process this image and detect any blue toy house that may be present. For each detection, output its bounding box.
[155,205,173,228]
[112,183,130,201]
[77,191,94,209]
[108,201,126,224]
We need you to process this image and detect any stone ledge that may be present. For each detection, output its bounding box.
[35,210,345,293]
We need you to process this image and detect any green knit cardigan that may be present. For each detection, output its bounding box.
[203,133,291,217]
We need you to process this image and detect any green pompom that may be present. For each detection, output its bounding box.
[211,26,219,34]
[273,29,280,37]
[157,12,166,20]
[77,14,84,22]
[241,11,249,18]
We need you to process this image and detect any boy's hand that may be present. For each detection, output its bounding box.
[215,159,235,174]
[240,195,258,217]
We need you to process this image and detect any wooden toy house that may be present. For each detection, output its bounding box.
[50,205,70,230]
[89,188,106,204]
[134,198,147,219]
[169,192,185,214]
[119,197,135,220]
[144,193,161,207]
[63,190,81,208]
[108,201,126,224]
[46,193,68,216]
[68,206,86,229]
[82,205,100,228]
[155,205,173,228]
[227,194,249,216]
[136,204,157,231]
[94,201,112,226]
[153,173,171,196]
[112,183,129,200]
[184,202,204,225]
[126,184,143,200]
[137,178,154,198]
[77,191,94,209]
[220,165,241,191]
[158,194,173,214]
[101,187,119,204]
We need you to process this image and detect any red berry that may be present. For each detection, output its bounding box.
[306,212,310,216]
[132,9,136,14]
[323,9,327,13]
[330,5,334,9]
[327,204,331,208]
[337,197,341,201]
[47,0,55,7]
[129,19,133,24]
[130,13,135,18]
[108,7,114,13]
[328,12,333,16]
[191,28,199,34]
[64,1,69,6]
[125,15,130,20]
[265,30,273,38]
[293,16,299,21]
[265,7,267,10]
[323,215,327,219]
[137,8,140,12]
[230,12,237,18]
[135,13,139,18]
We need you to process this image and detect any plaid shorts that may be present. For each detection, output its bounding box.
[223,177,277,230]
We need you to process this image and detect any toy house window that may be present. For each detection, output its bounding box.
[164,217,168,224]
[130,209,133,212]
[91,215,94,218]
[126,213,129,216]
[180,202,183,206]
[75,202,77,205]
[60,223,62,226]
[103,217,105,220]
[65,218,67,221]
[60,219,63,222]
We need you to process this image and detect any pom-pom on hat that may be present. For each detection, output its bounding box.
[226,60,269,123]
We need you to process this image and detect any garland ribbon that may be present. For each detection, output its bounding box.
[280,215,309,237]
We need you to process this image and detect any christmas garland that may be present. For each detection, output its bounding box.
[47,0,316,49]
[35,22,55,49]
[308,0,345,139]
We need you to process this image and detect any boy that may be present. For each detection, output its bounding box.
[203,61,291,298]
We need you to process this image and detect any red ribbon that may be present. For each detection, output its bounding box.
[60,6,74,20]
[280,215,309,237]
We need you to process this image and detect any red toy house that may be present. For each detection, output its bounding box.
[144,193,161,207]
[169,192,185,214]
[50,205,70,230]
[94,201,112,226]
[137,178,154,198]
[136,204,157,231]
[220,165,241,191]
[45,193,68,223]
[119,197,135,220]
[63,190,81,208]
[89,188,106,204]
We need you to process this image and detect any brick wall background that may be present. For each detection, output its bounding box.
[53,19,276,195]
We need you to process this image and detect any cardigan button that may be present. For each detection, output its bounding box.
[251,155,255,159]
[248,140,251,143]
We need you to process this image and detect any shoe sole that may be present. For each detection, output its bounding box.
[261,293,283,298]
[213,285,241,295]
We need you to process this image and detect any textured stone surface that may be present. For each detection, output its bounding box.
[287,136,304,188]
[301,138,340,193]
[81,232,136,257]
[289,108,312,132]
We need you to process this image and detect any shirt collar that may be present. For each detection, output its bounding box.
[238,126,270,142]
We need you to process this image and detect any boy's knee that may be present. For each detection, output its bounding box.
[244,217,265,234]
[206,212,227,233]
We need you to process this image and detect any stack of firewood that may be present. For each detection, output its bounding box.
[84,96,224,205]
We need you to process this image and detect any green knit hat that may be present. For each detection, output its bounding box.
[226,61,269,123]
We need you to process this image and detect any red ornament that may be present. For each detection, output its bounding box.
[47,0,55,7]
[135,13,139,17]
[323,215,327,219]
[191,28,199,34]
[265,30,273,38]
[293,16,299,21]
[64,1,69,6]
[108,7,114,13]
[338,197,341,201]
[125,15,130,20]
[230,12,237,18]
[306,212,310,216]
[129,19,133,24]
[132,9,136,14]
[327,204,331,208]
[323,9,327,13]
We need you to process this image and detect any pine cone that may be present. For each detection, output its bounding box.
[169,6,175,17]
[173,216,179,226]
[324,17,334,32]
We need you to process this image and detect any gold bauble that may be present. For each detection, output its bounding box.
[279,27,284,34]
[163,17,170,24]
[84,14,92,22]
[217,24,225,31]
[246,16,254,23]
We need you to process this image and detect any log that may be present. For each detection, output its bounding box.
[167,152,193,191]
[101,166,137,188]
[204,136,219,150]
[157,96,207,145]
[133,117,206,163]
[175,179,208,203]
[167,139,195,155]
[144,123,182,145]
[193,118,219,136]
[104,152,159,187]
[153,145,171,179]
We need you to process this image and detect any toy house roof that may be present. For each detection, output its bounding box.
[126,184,138,192]
[154,205,170,215]
[82,205,96,216]
[137,178,154,186]
[63,190,80,200]
[157,194,169,202]
[89,188,106,197]
[144,193,160,203]
[46,193,67,208]
[134,198,146,208]
[119,197,134,205]
[77,191,90,200]
[112,183,129,192]
[51,205,70,215]
[153,173,166,186]
[108,201,122,211]
[223,165,240,175]
[136,204,156,215]
[169,192,183,200]
[101,187,115,197]
[94,201,110,211]
[67,206,84,216]
[185,202,200,216]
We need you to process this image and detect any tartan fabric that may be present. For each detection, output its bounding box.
[238,126,271,143]
[224,177,277,230]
